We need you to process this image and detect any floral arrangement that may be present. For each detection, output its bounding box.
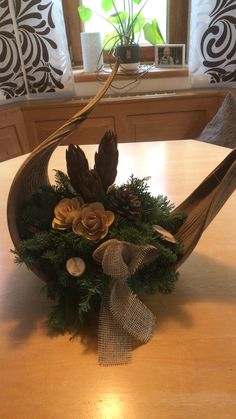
[14,131,186,364]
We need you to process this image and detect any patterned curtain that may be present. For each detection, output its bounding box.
[0,0,74,102]
[189,0,236,86]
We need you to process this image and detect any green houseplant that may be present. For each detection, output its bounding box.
[78,0,164,70]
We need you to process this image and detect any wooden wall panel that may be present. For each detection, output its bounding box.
[0,107,29,162]
[127,110,207,141]
[0,126,23,162]
[125,94,222,141]
[29,117,115,146]
[63,117,115,145]
[0,88,233,160]
[22,106,83,149]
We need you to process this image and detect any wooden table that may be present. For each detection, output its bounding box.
[0,140,236,419]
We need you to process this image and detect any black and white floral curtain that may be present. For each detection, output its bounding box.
[189,0,236,86]
[0,0,74,102]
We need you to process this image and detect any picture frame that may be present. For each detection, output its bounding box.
[155,44,185,68]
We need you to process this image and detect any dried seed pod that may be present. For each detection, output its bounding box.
[66,257,86,277]
[153,225,177,244]
[94,131,119,192]
[66,145,104,201]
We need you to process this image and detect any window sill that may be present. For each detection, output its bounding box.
[73,65,189,83]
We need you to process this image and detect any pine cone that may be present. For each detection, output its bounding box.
[108,188,142,225]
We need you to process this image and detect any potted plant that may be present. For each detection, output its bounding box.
[78,0,164,71]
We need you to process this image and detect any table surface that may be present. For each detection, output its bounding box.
[0,140,236,419]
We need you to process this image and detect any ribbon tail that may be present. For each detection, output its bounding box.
[98,289,132,366]
[98,281,156,366]
[110,280,156,343]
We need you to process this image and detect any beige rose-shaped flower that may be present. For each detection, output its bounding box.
[52,197,83,230]
[73,202,114,242]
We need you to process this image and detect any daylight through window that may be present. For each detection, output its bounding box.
[82,0,167,45]
[62,0,189,66]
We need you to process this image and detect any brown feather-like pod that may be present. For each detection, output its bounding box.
[94,131,119,193]
[66,145,104,202]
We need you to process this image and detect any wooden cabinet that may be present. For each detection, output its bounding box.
[22,105,116,147]
[0,126,22,162]
[0,88,233,161]
[125,95,220,141]
[0,108,29,162]
[20,89,226,147]
[127,110,206,141]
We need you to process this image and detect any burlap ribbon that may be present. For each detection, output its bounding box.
[93,239,158,365]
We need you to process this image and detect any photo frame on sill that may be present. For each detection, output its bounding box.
[155,44,185,68]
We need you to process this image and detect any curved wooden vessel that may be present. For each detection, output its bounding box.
[173,147,236,267]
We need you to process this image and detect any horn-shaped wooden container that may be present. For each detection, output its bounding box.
[7,64,119,256]
[7,61,236,280]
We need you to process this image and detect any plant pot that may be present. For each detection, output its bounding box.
[115,44,140,71]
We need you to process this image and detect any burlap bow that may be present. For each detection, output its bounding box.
[93,239,158,365]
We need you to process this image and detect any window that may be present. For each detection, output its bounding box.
[82,0,168,45]
[62,0,189,67]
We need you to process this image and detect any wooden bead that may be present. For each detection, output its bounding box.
[153,224,177,243]
[66,257,86,277]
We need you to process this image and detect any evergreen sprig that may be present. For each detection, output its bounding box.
[53,170,75,196]
[107,175,186,229]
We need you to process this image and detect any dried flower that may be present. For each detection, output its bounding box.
[73,202,114,242]
[52,197,83,230]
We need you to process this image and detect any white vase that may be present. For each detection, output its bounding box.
[80,32,104,73]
